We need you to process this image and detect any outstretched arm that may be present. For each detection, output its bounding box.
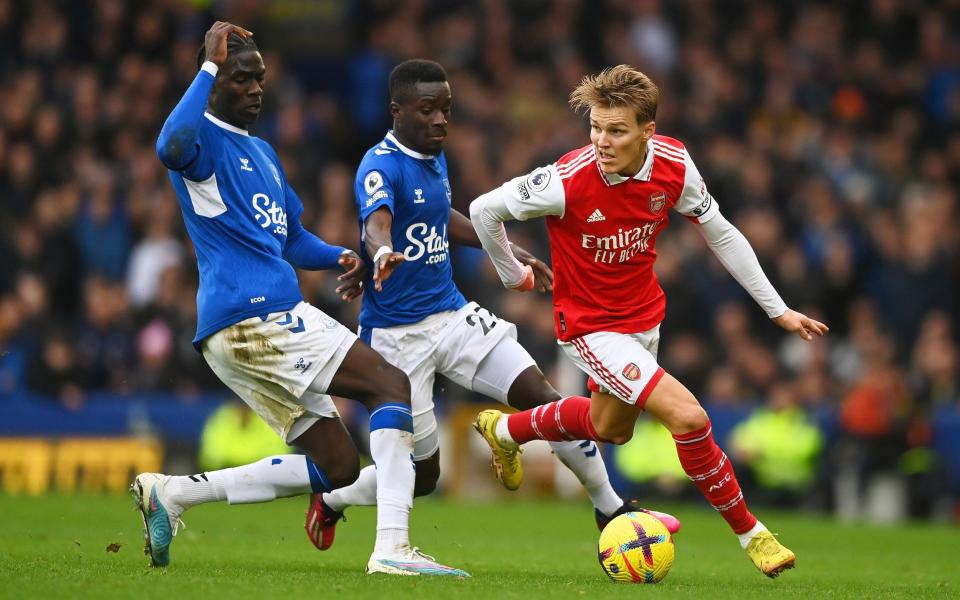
[697,212,829,341]
[283,217,365,301]
[156,22,252,171]
[453,208,552,292]
[469,189,534,291]
[364,207,405,291]
[470,165,565,292]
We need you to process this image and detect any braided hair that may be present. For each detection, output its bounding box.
[196,32,259,70]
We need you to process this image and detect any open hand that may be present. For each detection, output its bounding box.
[203,21,253,66]
[772,309,829,341]
[373,252,405,291]
[335,250,366,302]
[510,243,553,292]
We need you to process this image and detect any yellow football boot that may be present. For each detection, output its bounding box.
[472,409,523,491]
[746,530,796,578]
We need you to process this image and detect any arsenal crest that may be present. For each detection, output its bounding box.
[649,191,667,214]
[622,363,641,381]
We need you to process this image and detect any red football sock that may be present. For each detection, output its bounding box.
[506,396,600,443]
[673,421,757,534]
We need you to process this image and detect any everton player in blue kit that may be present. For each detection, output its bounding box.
[304,60,681,552]
[131,23,467,577]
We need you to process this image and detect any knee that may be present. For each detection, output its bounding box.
[374,364,411,407]
[664,403,709,434]
[507,369,561,410]
[324,455,361,490]
[593,420,634,445]
[529,384,562,407]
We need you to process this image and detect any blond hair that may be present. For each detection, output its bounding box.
[569,65,659,124]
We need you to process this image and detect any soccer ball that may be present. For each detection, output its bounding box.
[597,511,675,583]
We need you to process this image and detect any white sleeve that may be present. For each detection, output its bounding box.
[697,211,789,319]
[501,164,566,221]
[673,148,720,224]
[469,187,529,288]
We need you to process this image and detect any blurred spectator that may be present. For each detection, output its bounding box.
[126,193,183,308]
[198,402,293,471]
[730,383,824,506]
[74,276,134,391]
[26,331,89,411]
[910,312,959,410]
[613,417,688,496]
[74,170,131,280]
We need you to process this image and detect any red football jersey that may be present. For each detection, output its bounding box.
[501,135,718,341]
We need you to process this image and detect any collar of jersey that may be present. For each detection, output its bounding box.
[598,139,653,186]
[204,112,249,136]
[386,131,435,160]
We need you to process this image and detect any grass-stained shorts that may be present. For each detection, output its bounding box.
[202,301,357,443]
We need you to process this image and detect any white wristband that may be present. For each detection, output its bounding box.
[200,61,219,76]
[373,246,393,264]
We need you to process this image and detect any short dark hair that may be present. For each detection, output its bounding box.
[196,32,259,70]
[389,59,447,103]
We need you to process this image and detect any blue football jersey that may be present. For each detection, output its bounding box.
[164,112,305,343]
[355,131,466,328]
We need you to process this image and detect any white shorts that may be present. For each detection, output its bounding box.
[202,301,357,443]
[560,326,665,407]
[362,301,535,459]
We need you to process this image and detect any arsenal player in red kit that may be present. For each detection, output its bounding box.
[469,65,827,578]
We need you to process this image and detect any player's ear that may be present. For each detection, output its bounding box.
[644,120,656,139]
[389,100,401,120]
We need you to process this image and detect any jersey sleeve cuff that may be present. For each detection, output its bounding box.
[766,304,789,319]
[201,61,219,77]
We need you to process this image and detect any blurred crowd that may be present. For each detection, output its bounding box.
[0,1,958,508]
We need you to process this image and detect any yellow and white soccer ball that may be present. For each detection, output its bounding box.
[598,511,675,583]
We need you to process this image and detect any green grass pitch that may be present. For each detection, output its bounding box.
[1,493,957,599]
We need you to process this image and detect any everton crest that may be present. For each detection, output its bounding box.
[649,191,667,215]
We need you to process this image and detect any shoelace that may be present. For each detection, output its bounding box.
[171,516,187,537]
[410,547,437,562]
[751,533,781,555]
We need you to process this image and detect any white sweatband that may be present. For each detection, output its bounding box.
[373,246,393,264]
[201,61,219,76]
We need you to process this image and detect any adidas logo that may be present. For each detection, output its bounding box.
[586,209,606,222]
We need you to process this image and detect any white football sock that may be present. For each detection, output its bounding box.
[550,440,623,516]
[323,464,378,512]
[169,455,313,507]
[495,413,518,447]
[737,520,768,548]
[369,428,415,556]
[165,472,226,508]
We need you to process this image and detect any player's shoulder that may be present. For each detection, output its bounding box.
[358,138,403,177]
[555,144,597,180]
[556,144,596,168]
[250,136,278,158]
[649,134,687,163]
